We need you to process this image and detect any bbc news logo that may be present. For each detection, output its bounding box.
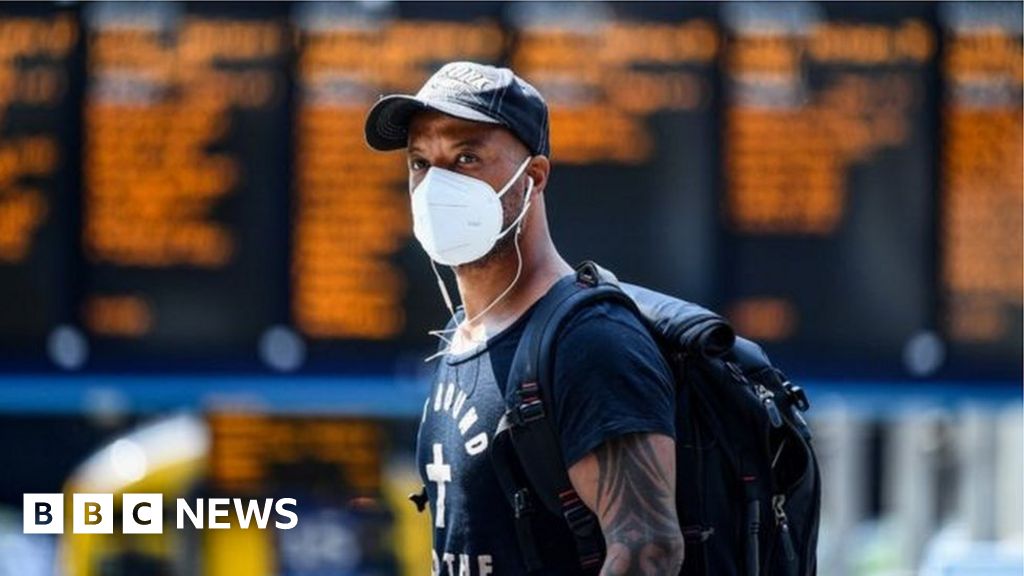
[24,494,298,534]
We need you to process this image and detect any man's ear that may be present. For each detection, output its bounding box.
[526,155,551,197]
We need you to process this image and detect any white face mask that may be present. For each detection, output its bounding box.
[410,156,533,267]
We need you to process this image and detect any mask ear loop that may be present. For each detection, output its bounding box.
[494,156,533,200]
[423,175,534,363]
[494,156,533,240]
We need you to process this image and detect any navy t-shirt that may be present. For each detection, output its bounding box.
[416,296,676,576]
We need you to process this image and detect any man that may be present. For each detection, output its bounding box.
[365,61,684,575]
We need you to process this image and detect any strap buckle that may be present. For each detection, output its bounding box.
[513,488,534,519]
[509,381,546,425]
[560,490,598,536]
[783,380,810,411]
[517,399,545,423]
[559,489,604,572]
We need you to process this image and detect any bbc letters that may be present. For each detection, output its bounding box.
[24,493,298,534]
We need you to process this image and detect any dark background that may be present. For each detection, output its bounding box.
[0,1,1019,378]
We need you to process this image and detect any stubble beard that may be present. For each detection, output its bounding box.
[454,178,527,272]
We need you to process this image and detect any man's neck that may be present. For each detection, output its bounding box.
[451,240,570,343]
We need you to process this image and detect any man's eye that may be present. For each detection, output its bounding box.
[456,153,478,165]
[409,158,428,171]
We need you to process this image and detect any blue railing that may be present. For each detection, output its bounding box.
[0,375,1018,417]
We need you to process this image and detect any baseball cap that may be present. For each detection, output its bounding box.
[364,61,550,157]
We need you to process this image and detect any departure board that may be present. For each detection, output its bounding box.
[939,1,1023,376]
[208,412,396,573]
[0,3,80,365]
[720,2,939,375]
[81,2,290,366]
[290,2,506,365]
[516,2,722,302]
[0,2,1019,379]
[208,413,382,497]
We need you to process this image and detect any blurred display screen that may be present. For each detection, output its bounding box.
[208,412,382,497]
[938,1,1023,376]
[0,1,1020,379]
[0,3,79,361]
[207,412,398,574]
[720,2,939,375]
[81,2,291,366]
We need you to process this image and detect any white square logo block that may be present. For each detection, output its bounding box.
[23,494,63,534]
[73,493,113,534]
[122,494,163,534]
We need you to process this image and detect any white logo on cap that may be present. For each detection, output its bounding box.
[441,64,492,90]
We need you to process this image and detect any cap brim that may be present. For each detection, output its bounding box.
[364,94,501,151]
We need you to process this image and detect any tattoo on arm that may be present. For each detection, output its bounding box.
[569,433,684,575]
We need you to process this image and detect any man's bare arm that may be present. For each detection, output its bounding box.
[568,433,684,575]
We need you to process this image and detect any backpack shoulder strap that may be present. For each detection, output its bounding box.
[509,262,639,417]
[492,261,637,574]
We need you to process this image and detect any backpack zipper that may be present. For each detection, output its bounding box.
[725,362,784,429]
[772,495,798,575]
[755,384,784,429]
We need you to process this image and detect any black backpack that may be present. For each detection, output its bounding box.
[488,261,821,576]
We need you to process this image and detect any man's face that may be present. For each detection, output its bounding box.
[406,111,532,264]
[407,110,529,192]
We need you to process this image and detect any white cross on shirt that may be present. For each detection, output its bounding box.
[425,443,451,528]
